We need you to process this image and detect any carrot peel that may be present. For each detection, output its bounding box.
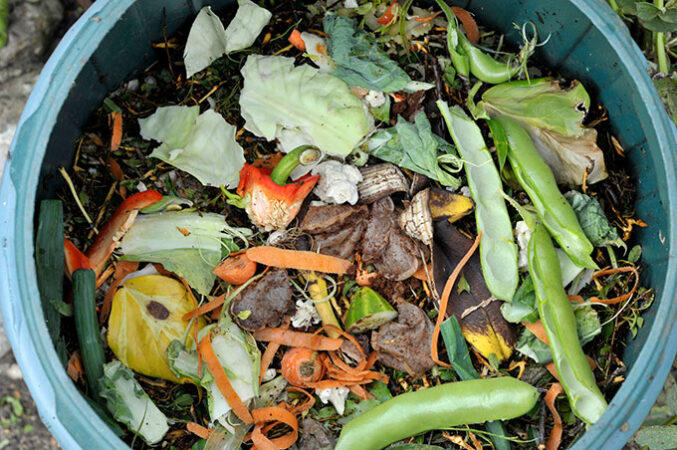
[250,406,299,450]
[186,422,213,439]
[288,29,306,51]
[253,327,343,351]
[198,332,253,424]
[431,231,482,367]
[545,383,564,450]
[246,246,353,274]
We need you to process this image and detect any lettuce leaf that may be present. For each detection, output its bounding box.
[239,55,371,156]
[99,360,169,445]
[367,111,461,188]
[323,13,412,92]
[184,3,272,78]
[139,106,245,188]
[119,211,252,295]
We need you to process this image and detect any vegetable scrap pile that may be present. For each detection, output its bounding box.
[41,0,654,448]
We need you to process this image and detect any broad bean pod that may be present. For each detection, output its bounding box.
[495,115,597,269]
[335,377,539,450]
[438,101,519,302]
[528,224,608,424]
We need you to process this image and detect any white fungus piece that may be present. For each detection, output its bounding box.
[261,368,277,383]
[317,386,351,415]
[136,181,148,192]
[344,0,359,8]
[365,90,386,108]
[311,160,363,205]
[515,220,532,270]
[291,299,321,329]
[460,186,472,197]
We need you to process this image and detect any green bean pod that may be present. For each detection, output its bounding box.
[447,25,470,77]
[495,115,597,268]
[528,224,607,424]
[335,377,539,450]
[459,35,520,84]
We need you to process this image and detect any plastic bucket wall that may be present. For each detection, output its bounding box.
[0,0,675,448]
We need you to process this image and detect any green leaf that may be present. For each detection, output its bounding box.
[184,3,272,78]
[119,211,252,295]
[389,445,445,450]
[367,111,461,188]
[501,276,538,323]
[367,381,393,403]
[439,316,479,381]
[324,13,412,92]
[634,425,677,450]
[564,191,625,250]
[99,360,169,445]
[239,55,371,157]
[487,118,510,173]
[481,78,591,137]
[628,245,642,264]
[617,0,639,14]
[140,106,245,188]
[371,94,391,122]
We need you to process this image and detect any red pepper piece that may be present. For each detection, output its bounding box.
[377,0,398,25]
[237,163,319,231]
[86,190,162,276]
[65,238,92,277]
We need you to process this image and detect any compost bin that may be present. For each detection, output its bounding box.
[0,0,676,448]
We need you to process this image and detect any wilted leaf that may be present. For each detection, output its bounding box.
[324,13,412,92]
[139,106,245,188]
[99,360,169,445]
[107,275,206,382]
[654,76,677,125]
[239,55,371,157]
[184,3,271,78]
[565,191,625,249]
[368,111,461,188]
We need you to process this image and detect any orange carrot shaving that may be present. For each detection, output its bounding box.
[253,327,343,351]
[259,320,289,383]
[281,347,324,387]
[213,252,257,285]
[413,10,442,23]
[348,384,373,400]
[451,6,480,44]
[412,262,433,282]
[250,407,299,450]
[590,266,639,304]
[108,157,124,181]
[544,383,564,450]
[377,0,398,25]
[246,246,353,274]
[356,270,378,286]
[522,320,550,345]
[109,112,123,151]
[286,387,316,414]
[431,232,482,367]
[186,422,213,439]
[198,332,253,424]
[99,260,139,324]
[183,294,226,321]
[288,29,306,51]
[95,264,115,288]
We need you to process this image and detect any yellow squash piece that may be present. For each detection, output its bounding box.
[108,274,205,382]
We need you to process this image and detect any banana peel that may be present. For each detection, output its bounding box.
[432,221,515,361]
[429,187,474,223]
[108,274,205,382]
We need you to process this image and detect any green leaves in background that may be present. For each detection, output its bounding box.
[618,0,677,32]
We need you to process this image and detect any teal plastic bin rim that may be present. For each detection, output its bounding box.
[0,1,675,449]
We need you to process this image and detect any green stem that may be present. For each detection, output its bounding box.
[269,145,320,185]
[608,0,619,13]
[656,0,670,73]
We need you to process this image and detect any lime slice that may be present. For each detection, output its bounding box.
[345,287,398,333]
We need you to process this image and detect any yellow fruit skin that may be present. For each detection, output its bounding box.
[107,275,204,382]
[429,188,474,223]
